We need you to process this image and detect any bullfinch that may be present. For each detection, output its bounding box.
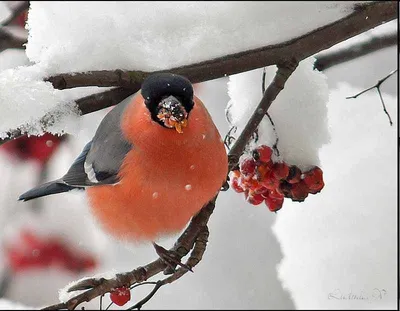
[19,73,228,245]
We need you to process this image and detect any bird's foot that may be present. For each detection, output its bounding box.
[152,242,193,275]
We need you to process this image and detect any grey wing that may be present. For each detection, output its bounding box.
[62,99,133,187]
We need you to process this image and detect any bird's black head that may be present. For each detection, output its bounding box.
[141,73,194,133]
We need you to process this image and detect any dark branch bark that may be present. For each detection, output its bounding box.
[44,1,397,90]
[0,28,26,52]
[314,31,398,71]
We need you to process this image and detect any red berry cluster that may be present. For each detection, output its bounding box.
[110,286,131,306]
[230,145,324,212]
[5,230,97,274]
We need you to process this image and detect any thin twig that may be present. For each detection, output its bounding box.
[346,69,396,126]
[262,67,280,157]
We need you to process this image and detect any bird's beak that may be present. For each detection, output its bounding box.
[173,118,187,134]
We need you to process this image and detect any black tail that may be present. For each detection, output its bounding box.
[19,180,81,202]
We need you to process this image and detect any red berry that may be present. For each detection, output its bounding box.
[278,180,292,198]
[290,181,309,202]
[255,161,273,181]
[286,165,302,184]
[245,191,265,205]
[252,145,273,163]
[231,176,245,193]
[254,185,269,195]
[264,194,284,212]
[272,162,290,180]
[269,188,284,200]
[303,166,325,194]
[260,170,280,190]
[110,287,131,306]
[240,158,257,178]
[240,177,259,190]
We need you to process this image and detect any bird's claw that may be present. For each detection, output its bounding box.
[152,242,193,274]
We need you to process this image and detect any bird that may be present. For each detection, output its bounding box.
[19,73,228,267]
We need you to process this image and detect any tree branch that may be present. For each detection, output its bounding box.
[44,1,397,90]
[314,31,398,71]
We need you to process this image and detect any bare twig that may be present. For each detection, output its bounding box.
[262,67,280,157]
[314,31,398,71]
[346,69,396,126]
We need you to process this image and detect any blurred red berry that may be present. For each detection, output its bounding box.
[241,177,259,190]
[231,176,245,193]
[240,157,257,178]
[252,145,272,163]
[245,191,264,205]
[290,181,309,202]
[303,166,325,194]
[261,170,280,190]
[269,188,284,200]
[286,165,302,184]
[255,161,273,181]
[272,162,290,180]
[110,287,131,306]
[264,194,284,212]
[254,185,269,195]
[278,180,292,198]
[1,133,63,166]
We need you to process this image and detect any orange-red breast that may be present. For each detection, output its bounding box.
[19,73,228,242]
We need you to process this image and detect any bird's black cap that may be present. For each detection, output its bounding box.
[141,73,194,118]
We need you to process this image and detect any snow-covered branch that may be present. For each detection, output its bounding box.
[0,1,397,147]
[45,1,397,91]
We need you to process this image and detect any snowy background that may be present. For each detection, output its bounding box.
[0,1,397,310]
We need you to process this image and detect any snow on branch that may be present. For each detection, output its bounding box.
[0,1,397,147]
[45,1,397,91]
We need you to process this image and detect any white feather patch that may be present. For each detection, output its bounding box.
[84,161,99,183]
